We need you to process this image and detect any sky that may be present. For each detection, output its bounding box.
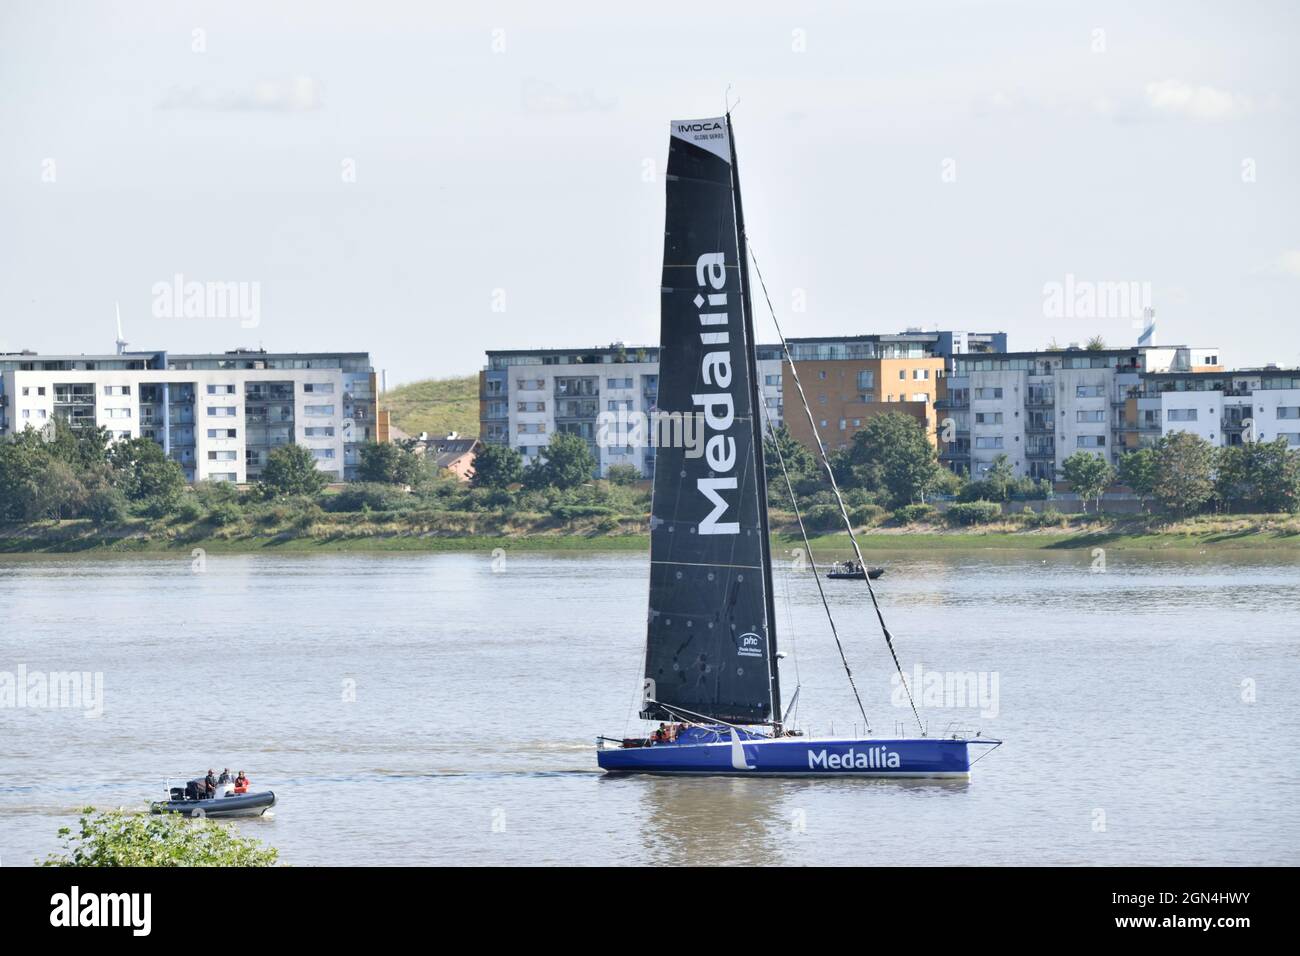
[1,0,1297,385]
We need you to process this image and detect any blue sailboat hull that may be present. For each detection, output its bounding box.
[597,732,995,778]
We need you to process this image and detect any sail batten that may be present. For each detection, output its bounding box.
[640,115,779,727]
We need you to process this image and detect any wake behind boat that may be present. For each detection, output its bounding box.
[595,112,1000,779]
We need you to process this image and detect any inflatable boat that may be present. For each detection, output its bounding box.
[151,780,276,818]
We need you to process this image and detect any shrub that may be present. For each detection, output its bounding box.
[324,483,411,513]
[43,808,278,867]
[553,504,616,520]
[847,503,884,528]
[802,503,843,532]
[174,498,204,523]
[206,501,243,527]
[82,487,128,523]
[944,500,1003,526]
[605,464,641,486]
[892,503,937,525]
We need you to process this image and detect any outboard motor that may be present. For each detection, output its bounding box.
[170,787,186,801]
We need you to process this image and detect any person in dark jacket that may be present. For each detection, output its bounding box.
[217,768,231,784]
[204,769,217,798]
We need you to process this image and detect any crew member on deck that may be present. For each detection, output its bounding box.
[234,771,250,793]
[204,769,217,798]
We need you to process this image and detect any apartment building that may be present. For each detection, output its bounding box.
[481,331,1006,477]
[0,348,379,482]
[942,345,1222,479]
[481,343,785,478]
[1138,366,1300,449]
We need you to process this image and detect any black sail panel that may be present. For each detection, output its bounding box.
[641,116,776,726]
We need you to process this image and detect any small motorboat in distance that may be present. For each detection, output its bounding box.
[826,560,884,581]
[151,780,276,819]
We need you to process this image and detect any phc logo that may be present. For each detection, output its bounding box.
[737,632,763,658]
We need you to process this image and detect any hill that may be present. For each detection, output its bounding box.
[382,375,479,439]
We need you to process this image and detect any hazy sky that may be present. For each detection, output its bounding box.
[2,1,1297,384]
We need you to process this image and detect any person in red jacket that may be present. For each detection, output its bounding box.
[233,771,250,794]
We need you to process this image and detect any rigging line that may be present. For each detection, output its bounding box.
[746,241,924,735]
[760,387,869,732]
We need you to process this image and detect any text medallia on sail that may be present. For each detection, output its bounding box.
[641,116,778,727]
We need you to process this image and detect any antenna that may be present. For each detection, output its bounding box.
[115,302,129,355]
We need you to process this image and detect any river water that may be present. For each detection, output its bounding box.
[1,547,1297,866]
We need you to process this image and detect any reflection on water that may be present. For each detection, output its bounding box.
[1,548,1298,865]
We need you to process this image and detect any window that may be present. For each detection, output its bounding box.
[209,472,237,482]
[103,385,131,396]
[975,412,1003,425]
[974,387,1003,400]
[817,394,827,405]
[838,419,847,430]
[1276,407,1300,419]
[1076,410,1105,423]
[517,401,546,413]
[1076,385,1104,398]
[207,384,236,395]
[303,382,335,394]
[819,419,828,429]
[913,369,929,380]
[207,428,238,439]
[975,437,1004,449]
[207,450,237,461]
[115,431,131,440]
[1279,433,1300,446]
[207,406,237,417]
[311,448,336,460]
[852,419,861,427]
[517,423,546,434]
[819,370,827,380]
[1077,435,1106,447]
[1167,408,1198,422]
[911,392,928,402]
[304,404,335,416]
[607,399,633,412]
[304,426,335,437]
[898,369,907,380]
[21,387,29,396]
[765,375,781,386]
[105,407,131,419]
[857,371,874,390]
[607,377,633,389]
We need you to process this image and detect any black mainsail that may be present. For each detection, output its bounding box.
[641,115,780,727]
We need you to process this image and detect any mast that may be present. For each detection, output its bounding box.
[726,113,782,731]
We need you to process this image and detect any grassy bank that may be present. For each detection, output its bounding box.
[2,512,1297,554]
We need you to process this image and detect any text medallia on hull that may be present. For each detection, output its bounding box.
[596,114,1001,778]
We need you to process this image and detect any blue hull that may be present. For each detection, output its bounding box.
[598,733,989,778]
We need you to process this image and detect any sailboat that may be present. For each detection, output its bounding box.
[595,114,1000,777]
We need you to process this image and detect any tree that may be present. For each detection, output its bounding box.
[1117,448,1158,512]
[108,437,186,512]
[1085,335,1107,351]
[524,432,595,490]
[763,425,818,481]
[1061,451,1114,514]
[358,441,425,486]
[469,443,524,489]
[983,454,1016,501]
[1152,431,1215,516]
[1215,438,1300,514]
[260,444,327,497]
[44,809,277,867]
[845,412,942,506]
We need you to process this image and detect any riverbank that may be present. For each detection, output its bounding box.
[2,512,1297,553]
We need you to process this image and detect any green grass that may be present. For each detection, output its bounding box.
[381,375,479,439]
